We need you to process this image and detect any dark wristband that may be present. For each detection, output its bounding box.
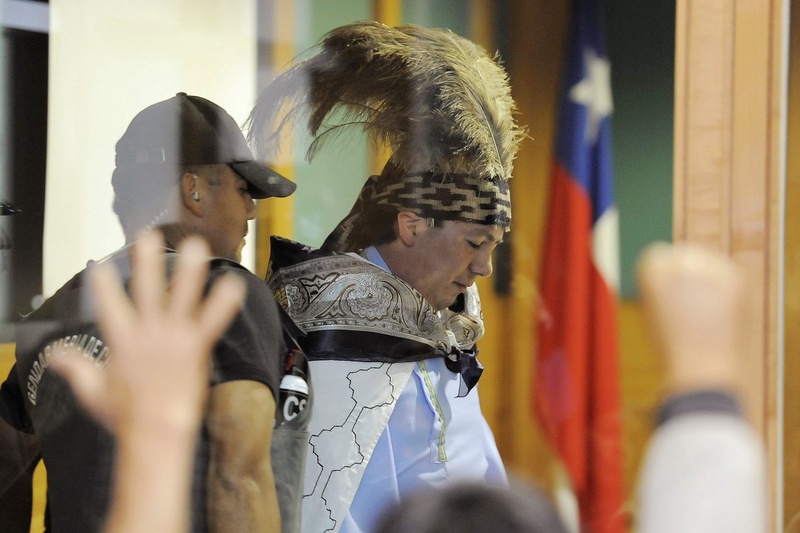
[656,389,742,427]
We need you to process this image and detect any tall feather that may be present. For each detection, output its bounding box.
[247,21,524,181]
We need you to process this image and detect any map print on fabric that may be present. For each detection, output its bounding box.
[302,360,414,533]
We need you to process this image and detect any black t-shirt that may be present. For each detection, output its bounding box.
[0,251,283,533]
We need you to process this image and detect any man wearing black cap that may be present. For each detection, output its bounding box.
[0,93,304,533]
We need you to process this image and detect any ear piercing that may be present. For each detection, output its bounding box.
[191,174,200,201]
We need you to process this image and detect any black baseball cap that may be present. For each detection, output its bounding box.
[114,92,295,199]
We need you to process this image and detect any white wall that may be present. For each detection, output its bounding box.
[45,0,258,294]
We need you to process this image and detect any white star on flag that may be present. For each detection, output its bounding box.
[569,47,613,144]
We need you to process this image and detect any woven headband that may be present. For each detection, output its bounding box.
[323,162,511,252]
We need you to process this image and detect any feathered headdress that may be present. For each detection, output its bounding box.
[247,21,525,251]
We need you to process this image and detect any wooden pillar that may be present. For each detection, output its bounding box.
[255,0,297,276]
[466,0,514,470]
[373,0,401,26]
[499,0,572,491]
[782,0,800,528]
[673,0,787,528]
[369,0,402,174]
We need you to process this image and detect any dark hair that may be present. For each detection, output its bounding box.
[332,206,401,250]
[374,482,567,533]
[348,208,444,250]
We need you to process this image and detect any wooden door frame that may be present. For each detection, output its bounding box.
[674,0,788,529]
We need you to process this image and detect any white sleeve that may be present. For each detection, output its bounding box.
[637,410,766,533]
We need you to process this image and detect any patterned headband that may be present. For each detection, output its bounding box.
[323,161,511,253]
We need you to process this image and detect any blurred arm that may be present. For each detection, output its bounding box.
[635,243,766,533]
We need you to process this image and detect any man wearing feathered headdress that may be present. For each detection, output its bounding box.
[249,21,525,533]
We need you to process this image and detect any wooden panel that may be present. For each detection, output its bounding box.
[373,0,401,25]
[469,0,494,48]
[618,301,667,513]
[370,0,402,173]
[674,0,734,250]
[466,1,506,462]
[500,0,571,488]
[674,0,787,529]
[783,0,800,529]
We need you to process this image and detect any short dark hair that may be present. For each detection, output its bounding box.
[328,207,400,251]
[345,208,444,250]
[364,208,402,247]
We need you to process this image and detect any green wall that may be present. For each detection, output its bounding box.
[291,0,373,247]
[404,0,470,36]
[606,0,675,297]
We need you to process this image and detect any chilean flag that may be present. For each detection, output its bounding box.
[533,0,625,531]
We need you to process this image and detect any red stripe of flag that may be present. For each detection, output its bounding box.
[533,0,625,530]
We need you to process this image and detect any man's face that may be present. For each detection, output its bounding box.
[401,220,503,311]
[197,165,256,262]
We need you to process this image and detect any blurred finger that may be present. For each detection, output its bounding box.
[130,230,165,317]
[197,274,246,348]
[89,260,136,346]
[169,236,211,320]
[636,241,672,297]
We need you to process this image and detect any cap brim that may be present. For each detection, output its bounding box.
[230,161,296,199]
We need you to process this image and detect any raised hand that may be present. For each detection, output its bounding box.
[637,242,747,394]
[50,231,247,533]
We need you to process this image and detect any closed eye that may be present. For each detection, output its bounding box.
[467,240,503,252]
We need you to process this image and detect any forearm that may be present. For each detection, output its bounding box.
[205,381,280,533]
[105,424,198,533]
[207,455,279,533]
[637,391,766,533]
